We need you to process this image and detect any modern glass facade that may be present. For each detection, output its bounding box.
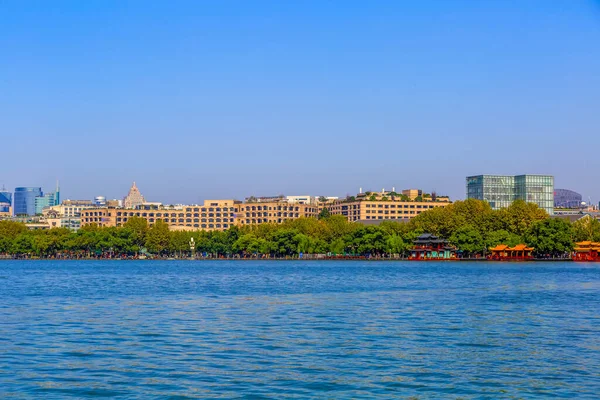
[554,189,582,208]
[14,187,43,216]
[0,191,11,213]
[466,175,554,214]
[34,192,60,215]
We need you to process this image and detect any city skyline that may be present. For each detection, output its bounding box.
[2,1,599,203]
[0,176,590,208]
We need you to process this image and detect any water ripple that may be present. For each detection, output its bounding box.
[0,260,599,398]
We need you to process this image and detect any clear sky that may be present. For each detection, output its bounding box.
[2,0,599,204]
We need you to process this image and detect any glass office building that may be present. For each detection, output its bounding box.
[14,187,43,216]
[34,192,60,215]
[466,175,554,214]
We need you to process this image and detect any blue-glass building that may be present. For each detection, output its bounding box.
[34,191,60,215]
[466,175,554,214]
[0,190,11,213]
[14,187,43,216]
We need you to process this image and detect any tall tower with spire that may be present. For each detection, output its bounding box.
[123,182,145,209]
[55,180,60,205]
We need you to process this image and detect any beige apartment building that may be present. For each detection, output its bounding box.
[236,202,318,226]
[325,189,450,222]
[80,189,448,230]
[80,199,319,231]
[326,200,448,222]
[81,199,240,231]
[43,201,95,218]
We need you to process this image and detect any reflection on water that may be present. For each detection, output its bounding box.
[1,260,599,398]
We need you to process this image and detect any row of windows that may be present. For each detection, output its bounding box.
[245,212,302,218]
[365,204,437,209]
[241,218,294,224]
[365,210,421,214]
[116,217,236,224]
[116,223,230,229]
[242,206,313,212]
[364,215,419,220]
[184,207,236,212]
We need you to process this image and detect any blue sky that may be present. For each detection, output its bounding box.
[2,0,599,204]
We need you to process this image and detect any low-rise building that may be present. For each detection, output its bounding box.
[236,201,318,226]
[43,201,95,218]
[81,198,318,231]
[81,199,241,231]
[325,189,450,222]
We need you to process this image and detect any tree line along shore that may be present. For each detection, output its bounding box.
[0,199,597,259]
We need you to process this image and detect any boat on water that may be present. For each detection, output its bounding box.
[488,244,534,261]
[408,233,458,261]
[572,241,600,262]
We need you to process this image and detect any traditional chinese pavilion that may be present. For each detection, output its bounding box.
[488,244,534,261]
[409,233,457,260]
[573,241,600,261]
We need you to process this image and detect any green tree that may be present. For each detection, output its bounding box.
[484,229,522,248]
[386,234,410,255]
[329,238,345,254]
[572,215,600,242]
[170,230,193,257]
[525,218,573,257]
[123,216,149,251]
[450,225,484,256]
[497,200,548,236]
[145,220,171,255]
[0,220,26,253]
[11,232,35,255]
[318,207,331,220]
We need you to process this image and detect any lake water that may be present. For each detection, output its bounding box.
[1,260,599,399]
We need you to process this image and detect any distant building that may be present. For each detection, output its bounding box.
[94,196,106,206]
[81,198,318,231]
[0,188,12,217]
[402,189,422,200]
[14,187,43,216]
[237,201,318,226]
[106,199,122,208]
[326,189,451,222]
[466,175,554,215]
[43,202,95,219]
[62,199,95,207]
[123,182,145,208]
[286,195,316,205]
[35,192,60,215]
[554,189,582,209]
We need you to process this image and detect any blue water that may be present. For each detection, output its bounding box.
[1,261,599,399]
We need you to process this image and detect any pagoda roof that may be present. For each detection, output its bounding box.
[490,244,534,251]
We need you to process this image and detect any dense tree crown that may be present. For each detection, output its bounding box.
[0,199,593,258]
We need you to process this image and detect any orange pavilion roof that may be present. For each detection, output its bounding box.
[490,244,534,252]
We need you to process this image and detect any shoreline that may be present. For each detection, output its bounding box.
[0,257,577,262]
